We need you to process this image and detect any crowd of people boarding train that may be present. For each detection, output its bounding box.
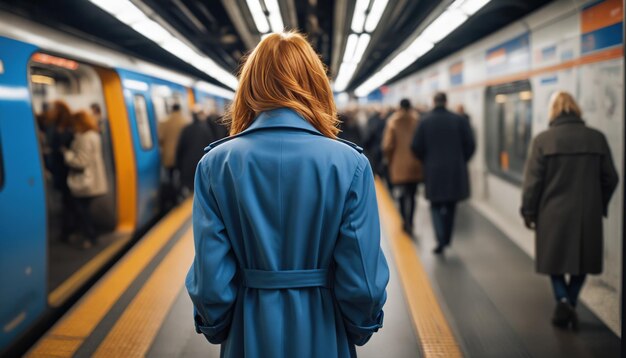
[35,99,228,250]
[37,100,109,249]
[340,90,618,331]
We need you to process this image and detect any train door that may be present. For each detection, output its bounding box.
[0,37,46,350]
[117,70,161,228]
[27,53,119,306]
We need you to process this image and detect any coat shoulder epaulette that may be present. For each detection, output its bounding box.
[337,138,364,153]
[204,135,237,153]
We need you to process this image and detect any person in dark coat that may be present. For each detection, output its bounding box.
[362,107,387,178]
[45,101,75,239]
[206,112,229,140]
[175,107,218,194]
[411,92,475,254]
[338,112,363,146]
[521,91,618,330]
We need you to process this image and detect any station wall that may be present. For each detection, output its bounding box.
[383,0,624,330]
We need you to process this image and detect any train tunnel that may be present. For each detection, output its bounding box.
[0,0,624,357]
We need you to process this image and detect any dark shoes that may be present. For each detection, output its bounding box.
[433,245,445,254]
[552,300,579,330]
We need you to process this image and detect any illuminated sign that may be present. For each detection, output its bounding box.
[32,53,79,70]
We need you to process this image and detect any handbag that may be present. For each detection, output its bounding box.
[67,164,95,196]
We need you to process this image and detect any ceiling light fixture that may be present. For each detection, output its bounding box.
[350,0,370,33]
[342,34,359,63]
[334,0,390,92]
[88,0,238,90]
[355,0,492,97]
[265,0,284,33]
[245,0,270,33]
[364,0,389,33]
[246,0,285,35]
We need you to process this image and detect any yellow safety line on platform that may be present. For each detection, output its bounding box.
[27,199,193,358]
[48,234,132,307]
[93,226,194,357]
[375,179,463,358]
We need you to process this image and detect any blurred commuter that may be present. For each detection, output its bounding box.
[412,92,475,254]
[158,103,187,207]
[64,111,108,249]
[186,31,388,357]
[206,111,229,141]
[521,91,618,329]
[456,104,470,122]
[338,111,363,146]
[175,106,214,194]
[45,100,75,238]
[90,103,105,131]
[158,103,187,173]
[363,106,387,178]
[383,99,422,235]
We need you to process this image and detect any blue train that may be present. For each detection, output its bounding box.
[0,11,232,353]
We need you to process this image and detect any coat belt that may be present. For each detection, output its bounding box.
[242,269,330,289]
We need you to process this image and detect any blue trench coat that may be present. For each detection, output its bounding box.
[186,108,389,357]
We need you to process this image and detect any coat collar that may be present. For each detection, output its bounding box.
[243,108,322,135]
[204,108,322,152]
[550,114,585,127]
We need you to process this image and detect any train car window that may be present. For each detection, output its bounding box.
[151,86,189,123]
[133,94,154,150]
[28,52,119,299]
[485,80,532,184]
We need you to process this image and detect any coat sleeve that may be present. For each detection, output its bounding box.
[411,121,425,160]
[461,118,476,161]
[333,155,389,346]
[185,156,238,344]
[64,135,90,169]
[521,138,545,221]
[175,126,188,172]
[600,136,619,217]
[381,123,395,163]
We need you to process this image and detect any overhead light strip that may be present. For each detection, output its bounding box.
[246,0,285,35]
[195,81,235,100]
[246,0,270,33]
[88,0,238,91]
[334,0,389,92]
[355,0,491,97]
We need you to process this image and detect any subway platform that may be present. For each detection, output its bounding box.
[25,182,619,357]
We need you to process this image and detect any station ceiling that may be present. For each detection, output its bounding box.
[0,0,553,92]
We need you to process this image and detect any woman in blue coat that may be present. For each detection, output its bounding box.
[185,31,389,357]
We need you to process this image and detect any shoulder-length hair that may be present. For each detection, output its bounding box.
[73,110,99,133]
[548,91,582,121]
[51,100,73,128]
[225,31,339,138]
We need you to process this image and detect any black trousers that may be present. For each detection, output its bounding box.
[73,196,97,242]
[430,201,457,247]
[395,183,418,231]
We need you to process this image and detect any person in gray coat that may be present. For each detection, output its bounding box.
[521,91,618,330]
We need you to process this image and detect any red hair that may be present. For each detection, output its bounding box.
[225,31,339,138]
[72,110,99,133]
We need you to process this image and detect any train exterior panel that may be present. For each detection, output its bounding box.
[118,70,163,228]
[383,0,623,329]
[0,11,231,353]
[0,36,46,350]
